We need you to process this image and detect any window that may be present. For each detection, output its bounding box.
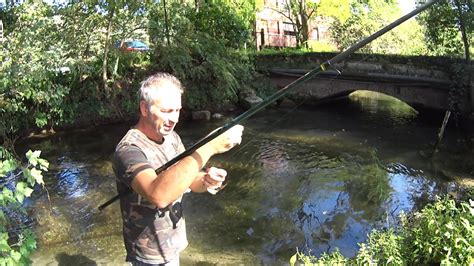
[283,22,296,36]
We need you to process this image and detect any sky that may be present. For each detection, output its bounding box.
[398,0,417,14]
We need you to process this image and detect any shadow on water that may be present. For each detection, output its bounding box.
[56,253,97,266]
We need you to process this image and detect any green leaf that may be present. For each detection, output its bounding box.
[24,235,36,250]
[23,187,34,197]
[446,222,454,230]
[16,182,27,193]
[2,257,15,266]
[0,242,9,253]
[35,112,48,128]
[15,182,29,203]
[37,158,49,170]
[460,218,471,230]
[0,234,10,252]
[15,193,25,204]
[10,250,21,262]
[25,150,34,162]
[0,159,17,177]
[2,187,14,202]
[31,168,44,185]
[19,245,28,257]
[444,231,451,239]
[22,168,35,186]
[26,150,41,166]
[289,253,297,266]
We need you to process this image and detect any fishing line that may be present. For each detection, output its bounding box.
[208,68,353,192]
[227,69,344,159]
[98,0,439,211]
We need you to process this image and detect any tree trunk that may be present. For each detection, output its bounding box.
[300,0,309,49]
[453,0,472,112]
[102,3,116,93]
[163,0,170,46]
[453,0,470,62]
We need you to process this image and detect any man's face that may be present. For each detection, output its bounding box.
[144,86,182,138]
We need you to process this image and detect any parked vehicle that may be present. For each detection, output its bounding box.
[116,40,151,52]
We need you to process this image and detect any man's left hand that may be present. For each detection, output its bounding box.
[204,167,227,194]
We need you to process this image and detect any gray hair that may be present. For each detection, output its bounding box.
[139,72,184,106]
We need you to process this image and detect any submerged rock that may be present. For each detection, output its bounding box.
[212,113,224,120]
[192,111,211,121]
[277,97,297,108]
[241,96,263,110]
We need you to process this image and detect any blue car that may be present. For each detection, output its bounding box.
[117,40,151,52]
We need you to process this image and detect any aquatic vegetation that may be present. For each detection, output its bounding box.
[327,150,393,221]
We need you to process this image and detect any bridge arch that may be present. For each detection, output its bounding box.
[268,71,453,112]
[259,53,473,113]
[348,90,418,112]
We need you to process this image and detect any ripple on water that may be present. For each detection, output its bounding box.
[25,98,470,264]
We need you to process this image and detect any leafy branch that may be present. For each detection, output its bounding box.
[0,149,49,265]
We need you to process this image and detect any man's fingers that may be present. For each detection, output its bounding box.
[206,167,226,181]
[228,125,243,146]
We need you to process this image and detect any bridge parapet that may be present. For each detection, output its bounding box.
[257,53,473,113]
[256,52,472,79]
[343,61,450,80]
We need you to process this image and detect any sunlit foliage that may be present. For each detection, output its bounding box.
[292,197,474,265]
[330,0,428,55]
[0,149,49,265]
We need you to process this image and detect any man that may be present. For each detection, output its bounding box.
[113,72,244,265]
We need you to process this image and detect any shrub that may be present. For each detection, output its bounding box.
[292,197,474,265]
[0,148,49,265]
[290,249,348,266]
[402,197,474,264]
[355,229,403,265]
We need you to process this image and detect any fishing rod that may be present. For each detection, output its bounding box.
[98,0,438,211]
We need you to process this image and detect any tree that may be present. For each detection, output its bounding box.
[418,0,473,61]
[272,0,350,48]
[418,0,472,114]
[94,1,149,88]
[0,2,71,144]
[330,0,427,55]
[148,1,255,109]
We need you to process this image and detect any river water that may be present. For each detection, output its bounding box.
[21,91,473,265]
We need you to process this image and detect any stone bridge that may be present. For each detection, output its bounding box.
[256,53,474,113]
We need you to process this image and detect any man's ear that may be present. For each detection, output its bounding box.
[139,101,148,117]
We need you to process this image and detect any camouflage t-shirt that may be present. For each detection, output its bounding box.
[113,128,188,264]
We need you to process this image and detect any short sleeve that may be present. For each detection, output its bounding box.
[113,145,153,188]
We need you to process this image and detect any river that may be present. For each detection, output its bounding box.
[20,91,472,265]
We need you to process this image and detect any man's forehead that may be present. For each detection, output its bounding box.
[152,87,182,107]
[153,80,182,95]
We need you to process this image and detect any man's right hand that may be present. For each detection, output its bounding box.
[205,125,244,155]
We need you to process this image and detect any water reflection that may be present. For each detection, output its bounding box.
[349,90,418,126]
[22,91,473,264]
[56,165,88,199]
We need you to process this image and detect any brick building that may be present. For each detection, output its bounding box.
[255,0,332,50]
